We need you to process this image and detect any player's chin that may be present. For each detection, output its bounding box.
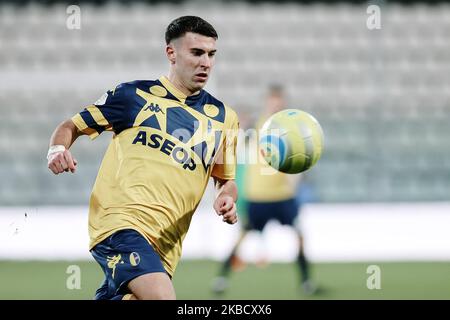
[192,78,208,88]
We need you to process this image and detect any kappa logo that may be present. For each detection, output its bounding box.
[145,103,165,114]
[106,254,124,279]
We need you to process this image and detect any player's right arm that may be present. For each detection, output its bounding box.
[47,82,130,175]
[47,119,84,175]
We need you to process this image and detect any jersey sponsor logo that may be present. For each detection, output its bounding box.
[132,131,197,171]
[132,129,222,172]
[132,94,224,172]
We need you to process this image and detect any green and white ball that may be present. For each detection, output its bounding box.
[259,109,324,174]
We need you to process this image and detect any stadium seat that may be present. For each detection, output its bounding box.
[1,2,449,204]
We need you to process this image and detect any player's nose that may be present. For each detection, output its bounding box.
[199,54,211,69]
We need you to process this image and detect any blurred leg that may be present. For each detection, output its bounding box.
[297,234,310,283]
[212,230,248,295]
[296,232,318,295]
[220,230,248,276]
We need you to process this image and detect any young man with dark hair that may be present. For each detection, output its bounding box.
[47,16,239,300]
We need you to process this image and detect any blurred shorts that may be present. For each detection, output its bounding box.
[246,198,299,232]
[90,229,166,300]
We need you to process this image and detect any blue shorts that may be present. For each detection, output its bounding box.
[246,198,299,232]
[90,229,166,300]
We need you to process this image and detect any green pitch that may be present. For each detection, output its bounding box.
[0,260,449,300]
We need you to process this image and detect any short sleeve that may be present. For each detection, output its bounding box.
[71,83,130,140]
[211,109,239,180]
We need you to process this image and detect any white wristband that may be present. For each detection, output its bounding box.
[47,145,66,160]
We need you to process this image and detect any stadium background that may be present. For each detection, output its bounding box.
[1,0,449,299]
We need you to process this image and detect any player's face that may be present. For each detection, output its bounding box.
[168,32,217,94]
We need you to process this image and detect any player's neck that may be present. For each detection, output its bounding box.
[166,72,199,97]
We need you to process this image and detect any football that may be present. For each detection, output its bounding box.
[259,109,324,174]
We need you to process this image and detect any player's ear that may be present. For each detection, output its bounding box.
[166,44,176,64]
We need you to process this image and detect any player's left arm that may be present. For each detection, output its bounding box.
[211,107,239,225]
[213,177,238,225]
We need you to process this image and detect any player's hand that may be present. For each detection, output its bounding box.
[48,149,78,175]
[213,195,238,225]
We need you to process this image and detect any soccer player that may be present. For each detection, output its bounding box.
[212,85,317,296]
[47,16,239,300]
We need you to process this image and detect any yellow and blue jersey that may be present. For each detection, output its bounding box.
[71,76,239,276]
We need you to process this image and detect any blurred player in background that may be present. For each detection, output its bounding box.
[47,16,239,300]
[212,85,317,296]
